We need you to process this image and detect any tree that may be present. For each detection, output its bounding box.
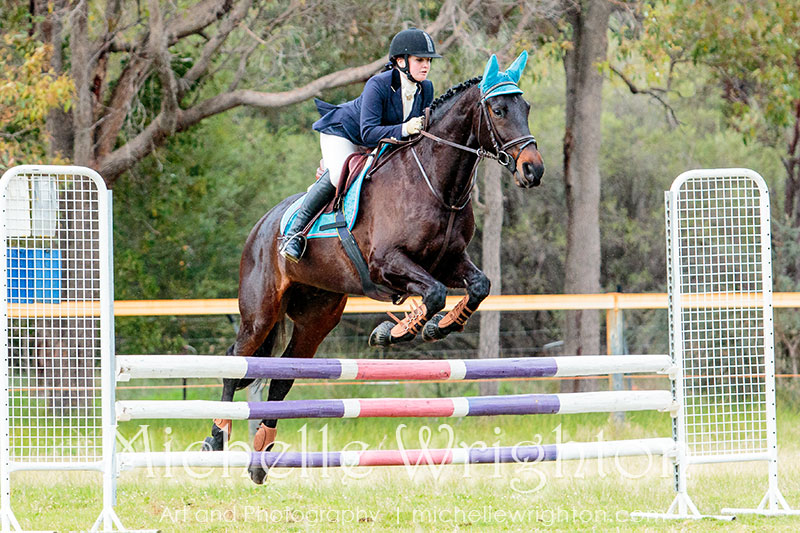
[557,0,613,392]
[478,163,503,395]
[21,0,465,185]
[0,17,72,169]
[615,1,800,220]
[610,0,800,372]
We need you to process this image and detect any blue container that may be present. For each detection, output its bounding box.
[6,248,61,303]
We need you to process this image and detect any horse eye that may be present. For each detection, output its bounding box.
[493,106,506,118]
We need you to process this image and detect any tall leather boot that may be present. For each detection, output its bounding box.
[279,170,336,263]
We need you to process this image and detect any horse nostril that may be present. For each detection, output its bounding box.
[523,162,533,178]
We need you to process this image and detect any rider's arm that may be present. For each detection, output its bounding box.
[360,77,403,146]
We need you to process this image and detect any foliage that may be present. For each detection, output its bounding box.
[629,1,800,138]
[0,31,72,170]
[616,1,800,217]
[113,111,318,355]
[3,1,799,371]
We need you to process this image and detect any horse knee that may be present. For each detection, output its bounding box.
[469,274,491,302]
[424,284,447,314]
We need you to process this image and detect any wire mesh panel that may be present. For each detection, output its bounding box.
[1,166,111,467]
[667,169,773,460]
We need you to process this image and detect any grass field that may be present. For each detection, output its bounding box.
[5,379,800,531]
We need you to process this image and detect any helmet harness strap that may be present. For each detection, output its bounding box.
[396,54,420,84]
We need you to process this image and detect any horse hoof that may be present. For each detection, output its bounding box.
[249,466,269,485]
[422,312,448,342]
[202,435,222,452]
[369,320,418,346]
[369,321,395,347]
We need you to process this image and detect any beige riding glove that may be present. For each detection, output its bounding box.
[403,116,423,136]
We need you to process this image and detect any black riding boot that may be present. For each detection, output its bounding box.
[279,170,336,263]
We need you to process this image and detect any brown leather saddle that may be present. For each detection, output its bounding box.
[322,151,370,213]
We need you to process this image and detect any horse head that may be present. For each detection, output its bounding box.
[477,51,544,188]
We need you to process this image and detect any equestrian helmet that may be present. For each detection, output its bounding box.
[389,28,442,59]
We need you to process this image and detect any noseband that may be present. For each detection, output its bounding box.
[415,82,537,210]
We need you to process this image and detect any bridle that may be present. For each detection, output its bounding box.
[414,80,537,211]
[478,81,539,174]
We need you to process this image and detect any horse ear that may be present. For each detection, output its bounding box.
[482,54,500,82]
[505,50,528,84]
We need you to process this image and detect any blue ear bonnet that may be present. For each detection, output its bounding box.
[479,51,528,98]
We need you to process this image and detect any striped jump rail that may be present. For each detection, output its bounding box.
[115,354,674,382]
[118,437,676,469]
[116,390,674,421]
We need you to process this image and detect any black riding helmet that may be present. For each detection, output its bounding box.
[389,28,442,82]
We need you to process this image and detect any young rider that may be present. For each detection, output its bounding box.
[279,28,441,263]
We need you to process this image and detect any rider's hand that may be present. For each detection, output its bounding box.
[404,116,423,136]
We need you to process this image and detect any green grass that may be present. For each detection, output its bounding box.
[5,380,800,531]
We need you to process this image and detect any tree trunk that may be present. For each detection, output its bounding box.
[34,0,74,160]
[784,99,800,224]
[69,2,94,166]
[478,163,503,396]
[561,0,611,393]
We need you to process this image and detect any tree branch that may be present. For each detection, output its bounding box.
[99,56,386,183]
[98,1,460,183]
[179,0,252,95]
[149,0,179,134]
[609,64,681,126]
[167,0,235,43]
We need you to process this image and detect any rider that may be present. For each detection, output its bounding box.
[279,28,441,263]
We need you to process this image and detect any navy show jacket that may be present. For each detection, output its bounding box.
[313,68,433,148]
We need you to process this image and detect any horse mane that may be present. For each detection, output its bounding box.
[429,76,482,123]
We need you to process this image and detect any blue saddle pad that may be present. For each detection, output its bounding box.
[280,150,380,239]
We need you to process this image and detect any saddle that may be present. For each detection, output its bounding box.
[281,127,427,303]
[322,151,370,213]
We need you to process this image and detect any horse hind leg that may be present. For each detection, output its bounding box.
[248,287,347,485]
[203,320,285,452]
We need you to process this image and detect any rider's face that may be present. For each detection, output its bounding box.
[398,56,432,81]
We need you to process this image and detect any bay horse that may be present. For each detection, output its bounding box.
[204,64,544,484]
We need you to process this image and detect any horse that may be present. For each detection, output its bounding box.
[203,58,544,484]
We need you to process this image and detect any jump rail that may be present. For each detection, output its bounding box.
[116,354,674,381]
[116,391,674,421]
[118,438,676,470]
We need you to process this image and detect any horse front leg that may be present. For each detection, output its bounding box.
[368,251,447,346]
[423,254,490,342]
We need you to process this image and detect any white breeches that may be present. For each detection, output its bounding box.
[320,132,359,187]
